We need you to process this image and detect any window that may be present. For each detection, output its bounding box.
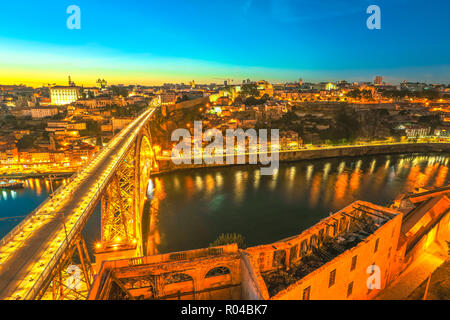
[169,252,186,261]
[329,269,336,287]
[318,228,325,242]
[303,286,311,300]
[310,235,318,249]
[300,240,309,256]
[339,217,347,232]
[205,267,231,278]
[272,250,286,268]
[347,281,353,297]
[350,255,357,271]
[374,238,380,253]
[258,253,265,270]
[289,245,298,266]
[166,273,193,284]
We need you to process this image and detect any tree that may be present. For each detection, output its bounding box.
[17,135,36,150]
[110,85,129,97]
[79,87,87,99]
[243,96,259,106]
[224,85,234,97]
[3,115,17,127]
[87,90,95,99]
[361,89,373,100]
[209,233,245,249]
[81,120,101,136]
[418,114,442,131]
[240,83,259,98]
[243,94,269,106]
[322,106,361,143]
[346,89,362,99]
[176,94,190,103]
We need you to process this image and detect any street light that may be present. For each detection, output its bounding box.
[48,174,55,198]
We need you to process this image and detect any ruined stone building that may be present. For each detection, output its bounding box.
[89,245,242,300]
[88,187,450,300]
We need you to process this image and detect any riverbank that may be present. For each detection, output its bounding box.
[153,142,450,176]
[0,171,75,180]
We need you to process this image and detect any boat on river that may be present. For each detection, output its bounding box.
[0,179,24,189]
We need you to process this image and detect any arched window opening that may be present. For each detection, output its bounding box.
[205,266,231,278]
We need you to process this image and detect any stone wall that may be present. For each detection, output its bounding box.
[154,143,450,175]
[240,253,268,300]
[89,244,242,300]
[161,97,210,117]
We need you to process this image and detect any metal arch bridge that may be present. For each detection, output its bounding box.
[0,107,158,300]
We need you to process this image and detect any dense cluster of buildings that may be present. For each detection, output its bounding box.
[0,79,150,175]
[1,77,449,175]
[151,78,450,155]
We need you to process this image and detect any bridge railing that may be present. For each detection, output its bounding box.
[22,108,155,300]
[23,168,110,299]
[0,172,80,247]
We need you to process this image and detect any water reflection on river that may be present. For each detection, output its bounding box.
[1,154,450,256]
[144,153,450,255]
[0,178,67,238]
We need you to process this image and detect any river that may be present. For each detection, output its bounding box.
[1,153,449,256]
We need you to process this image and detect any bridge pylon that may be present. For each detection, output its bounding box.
[95,124,156,263]
[100,145,137,250]
[37,235,94,300]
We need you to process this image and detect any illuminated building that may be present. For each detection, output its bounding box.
[76,97,126,108]
[160,92,178,106]
[325,82,336,91]
[112,117,134,131]
[404,125,431,138]
[374,76,383,86]
[0,147,18,163]
[280,130,303,149]
[256,80,274,97]
[50,86,80,105]
[30,107,59,119]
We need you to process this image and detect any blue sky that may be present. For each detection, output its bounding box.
[0,0,449,86]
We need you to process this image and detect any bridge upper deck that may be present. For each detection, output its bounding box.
[0,108,156,299]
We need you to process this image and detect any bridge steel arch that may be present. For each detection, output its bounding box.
[100,122,156,257]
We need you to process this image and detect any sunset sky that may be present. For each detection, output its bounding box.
[0,0,449,87]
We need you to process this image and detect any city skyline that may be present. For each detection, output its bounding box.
[1,0,449,87]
